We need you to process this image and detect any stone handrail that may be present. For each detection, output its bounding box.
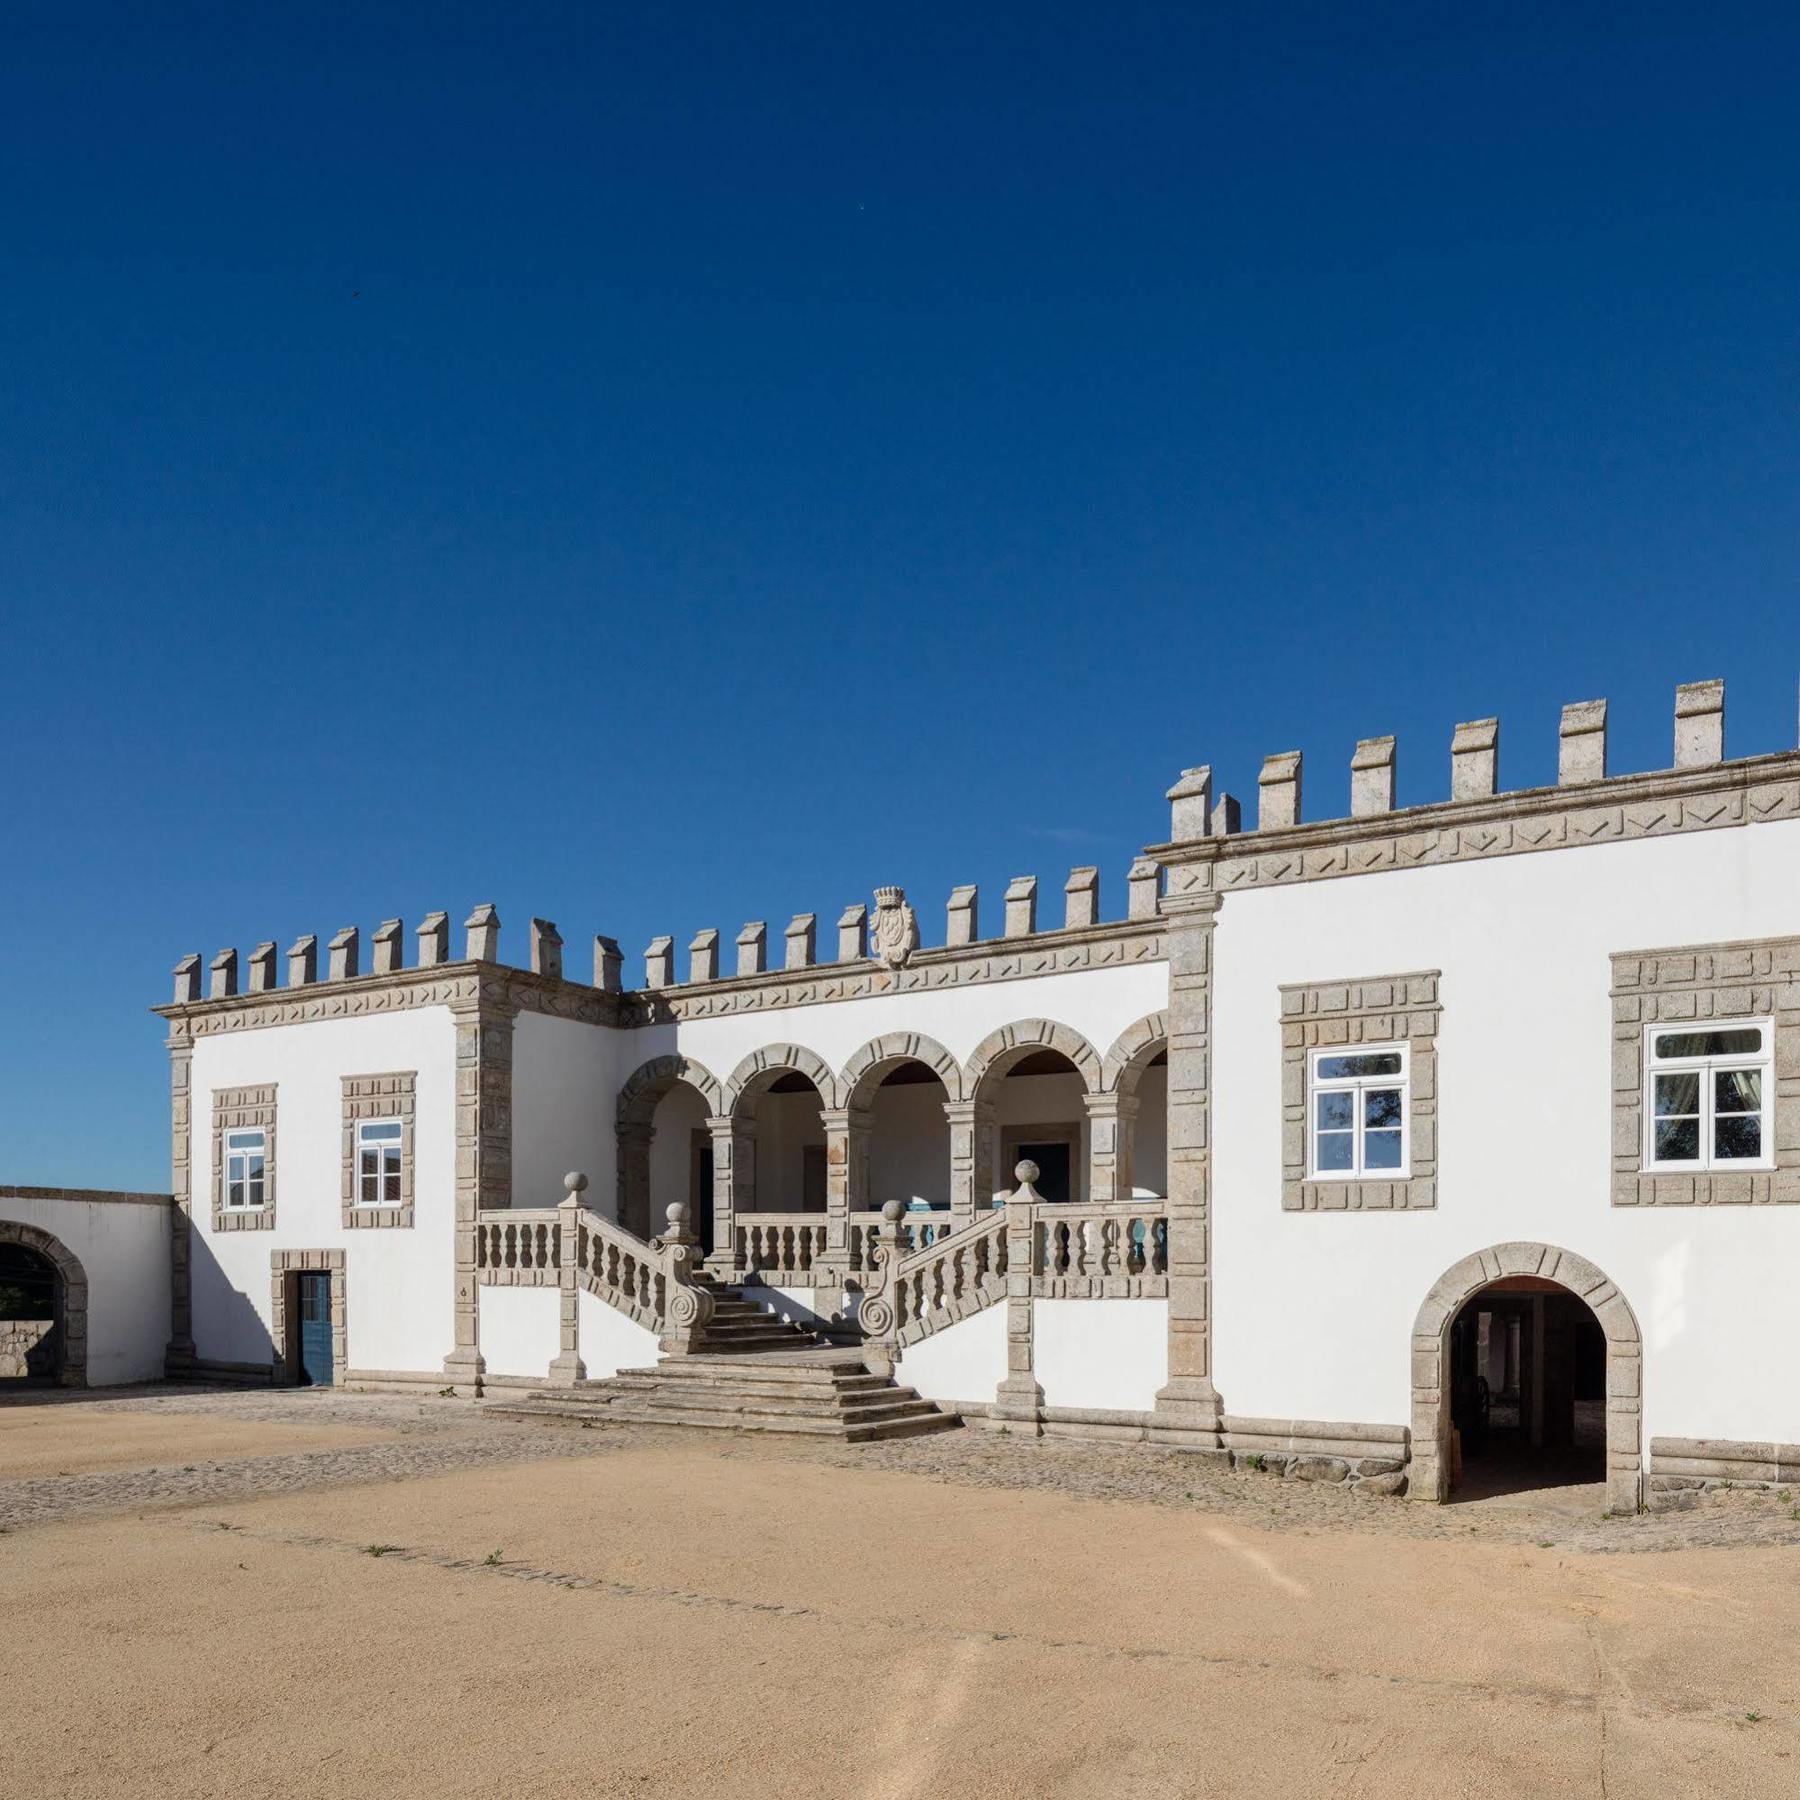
[859,1202,1010,1349]
[846,1209,964,1274]
[477,1178,713,1352]
[1026,1200,1169,1293]
[736,1214,830,1279]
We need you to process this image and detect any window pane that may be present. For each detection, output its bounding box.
[1653,1073,1700,1119]
[1654,1117,1701,1162]
[228,1178,243,1207]
[1715,1115,1763,1160]
[1317,1052,1402,1080]
[1364,1087,1403,1129]
[361,1150,378,1177]
[1715,1069,1762,1115]
[248,1172,263,1204]
[381,1147,402,1176]
[1364,1129,1403,1170]
[360,1174,376,1204]
[1315,1131,1354,1172]
[1316,1091,1354,1131]
[226,1130,264,1151]
[384,1172,402,1204]
[1654,1027,1763,1060]
[362,1121,403,1144]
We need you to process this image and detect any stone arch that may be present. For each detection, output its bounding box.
[616,1054,725,1127]
[0,1220,88,1388]
[1101,1012,1169,1096]
[964,1019,1103,1103]
[1410,1242,1641,1513]
[839,1032,965,1110]
[725,1044,843,1117]
[615,1055,726,1241]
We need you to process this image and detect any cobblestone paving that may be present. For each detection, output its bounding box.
[7,1385,1800,1555]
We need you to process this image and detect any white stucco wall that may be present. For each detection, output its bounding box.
[1212,818,1800,1446]
[513,1012,626,1217]
[1034,1298,1169,1412]
[479,1282,560,1379]
[577,1289,661,1379]
[898,1301,1007,1406]
[188,1007,458,1375]
[0,1193,172,1385]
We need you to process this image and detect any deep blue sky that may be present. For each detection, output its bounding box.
[5,4,1800,1189]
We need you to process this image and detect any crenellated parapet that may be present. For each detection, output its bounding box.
[1152,677,1800,897]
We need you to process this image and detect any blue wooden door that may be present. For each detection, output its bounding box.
[297,1273,334,1387]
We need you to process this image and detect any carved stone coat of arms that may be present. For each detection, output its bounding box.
[872,886,918,970]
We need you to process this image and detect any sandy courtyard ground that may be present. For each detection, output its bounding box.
[6,1387,1800,1799]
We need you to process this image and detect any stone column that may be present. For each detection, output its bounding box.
[944,1098,994,1227]
[1151,893,1224,1448]
[165,1025,196,1376]
[818,1105,867,1320]
[991,1161,1044,1433]
[444,987,517,1388]
[548,1176,587,1386]
[615,1120,654,1239]
[1083,1092,1139,1206]
[705,1116,754,1275]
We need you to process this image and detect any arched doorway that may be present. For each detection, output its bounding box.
[0,1222,88,1387]
[1411,1244,1640,1513]
[841,1032,964,1232]
[616,1055,726,1251]
[726,1046,838,1216]
[965,1020,1103,1206]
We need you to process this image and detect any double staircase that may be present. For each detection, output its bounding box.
[487,1281,957,1444]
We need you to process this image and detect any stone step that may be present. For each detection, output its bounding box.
[485,1340,957,1443]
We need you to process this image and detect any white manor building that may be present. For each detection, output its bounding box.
[7,676,1800,1512]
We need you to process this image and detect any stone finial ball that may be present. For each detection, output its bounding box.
[1014,1159,1040,1186]
[564,1171,589,1195]
[666,1201,688,1230]
[880,1199,907,1223]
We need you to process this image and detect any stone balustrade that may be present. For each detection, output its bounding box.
[846,1210,962,1275]
[1031,1204,1169,1291]
[858,1202,1010,1349]
[478,1179,713,1357]
[735,1215,830,1279]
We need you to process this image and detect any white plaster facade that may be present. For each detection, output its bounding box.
[66,676,1793,1505]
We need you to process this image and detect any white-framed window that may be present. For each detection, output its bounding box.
[1309,1045,1409,1178]
[356,1119,406,1207]
[1645,1020,1773,1171]
[224,1129,267,1209]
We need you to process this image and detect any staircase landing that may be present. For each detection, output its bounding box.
[487,1343,957,1444]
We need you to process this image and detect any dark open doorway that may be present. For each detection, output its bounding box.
[1448,1276,1606,1500]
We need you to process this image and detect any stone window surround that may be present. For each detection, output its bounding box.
[341,1070,418,1229]
[1610,935,1800,1206]
[269,1248,346,1383]
[211,1084,278,1231]
[1280,971,1440,1212]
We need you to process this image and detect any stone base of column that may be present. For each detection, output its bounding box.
[163,1335,196,1379]
[547,1353,586,1388]
[702,1250,741,1280]
[1147,1375,1226,1453]
[441,1349,485,1394]
[991,1374,1046,1436]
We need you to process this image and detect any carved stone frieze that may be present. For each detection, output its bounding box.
[629,920,1166,1024]
[1152,754,1800,897]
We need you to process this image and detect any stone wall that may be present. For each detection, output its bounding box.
[0,1318,58,1380]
